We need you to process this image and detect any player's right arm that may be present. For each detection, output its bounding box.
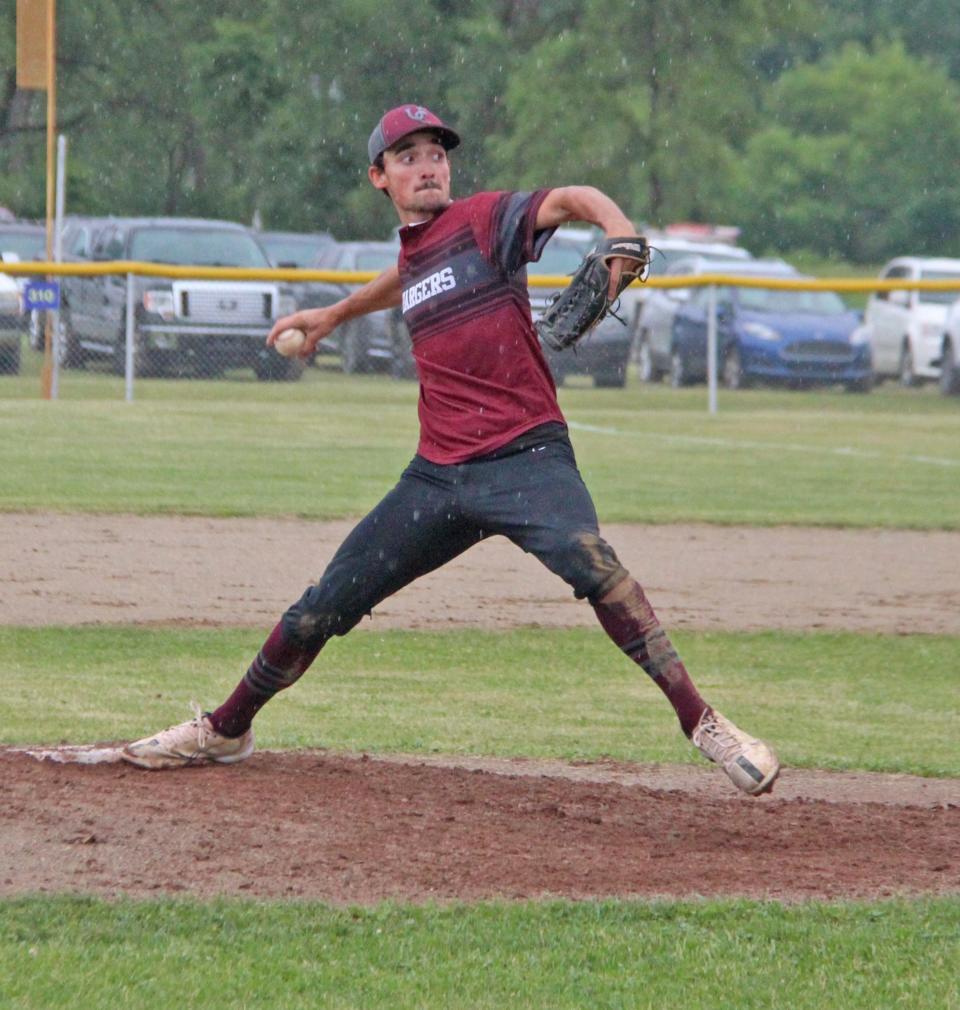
[267,265,402,356]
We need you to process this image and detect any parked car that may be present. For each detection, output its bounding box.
[302,241,401,372]
[0,221,46,262]
[636,253,762,383]
[0,270,23,373]
[257,230,334,268]
[861,257,960,386]
[669,262,872,391]
[30,216,115,357]
[60,217,301,380]
[632,234,751,341]
[0,221,46,371]
[938,299,960,396]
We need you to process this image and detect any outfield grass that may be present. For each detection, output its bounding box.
[2,626,957,777]
[2,357,958,527]
[1,896,957,1010]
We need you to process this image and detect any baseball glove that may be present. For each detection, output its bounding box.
[535,236,650,352]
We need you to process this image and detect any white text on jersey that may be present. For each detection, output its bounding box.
[402,267,457,313]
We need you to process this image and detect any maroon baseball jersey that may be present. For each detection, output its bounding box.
[397,189,565,463]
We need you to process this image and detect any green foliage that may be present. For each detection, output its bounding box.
[733,41,960,260]
[2,2,960,256]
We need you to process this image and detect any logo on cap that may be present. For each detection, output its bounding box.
[405,106,430,123]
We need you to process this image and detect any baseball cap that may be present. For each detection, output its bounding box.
[367,104,460,165]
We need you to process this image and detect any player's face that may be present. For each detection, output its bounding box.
[369,132,452,222]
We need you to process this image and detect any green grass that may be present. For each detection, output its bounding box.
[2,626,957,776]
[1,896,957,1010]
[2,356,959,527]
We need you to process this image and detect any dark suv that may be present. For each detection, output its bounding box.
[258,230,334,268]
[61,217,301,379]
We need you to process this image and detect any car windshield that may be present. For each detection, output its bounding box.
[737,287,847,315]
[918,270,960,305]
[649,247,746,276]
[260,235,330,267]
[530,242,590,275]
[128,228,270,267]
[355,250,398,272]
[0,230,46,260]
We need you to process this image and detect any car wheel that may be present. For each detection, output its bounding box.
[112,323,153,377]
[593,367,626,388]
[898,343,919,387]
[844,375,874,394]
[55,307,85,369]
[0,337,21,375]
[939,341,960,395]
[637,336,662,383]
[341,326,369,374]
[253,350,305,382]
[722,345,750,390]
[669,350,690,388]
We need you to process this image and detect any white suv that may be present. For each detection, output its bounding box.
[862,257,960,386]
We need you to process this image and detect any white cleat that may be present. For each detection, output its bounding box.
[121,703,254,770]
[692,708,780,796]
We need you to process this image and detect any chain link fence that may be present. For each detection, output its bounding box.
[4,263,960,404]
[2,265,392,397]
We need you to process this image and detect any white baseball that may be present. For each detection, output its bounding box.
[274,327,306,358]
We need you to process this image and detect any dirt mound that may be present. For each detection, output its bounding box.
[2,750,957,904]
[3,513,959,634]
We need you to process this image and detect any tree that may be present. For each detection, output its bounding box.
[481,0,811,228]
[733,41,960,261]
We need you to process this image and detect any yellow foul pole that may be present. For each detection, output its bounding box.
[17,0,58,398]
[40,0,57,399]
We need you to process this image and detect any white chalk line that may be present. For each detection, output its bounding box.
[567,420,960,469]
[11,745,123,765]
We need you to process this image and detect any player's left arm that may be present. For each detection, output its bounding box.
[535,186,640,297]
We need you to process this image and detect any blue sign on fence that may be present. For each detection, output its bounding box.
[23,280,60,311]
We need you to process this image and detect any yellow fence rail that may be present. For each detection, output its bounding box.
[5,260,960,294]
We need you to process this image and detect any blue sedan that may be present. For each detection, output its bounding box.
[670,282,873,392]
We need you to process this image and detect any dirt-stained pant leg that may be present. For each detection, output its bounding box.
[462,436,628,602]
[464,433,706,735]
[245,461,481,698]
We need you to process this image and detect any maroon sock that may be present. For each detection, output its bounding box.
[592,577,707,736]
[209,621,323,738]
[209,679,270,738]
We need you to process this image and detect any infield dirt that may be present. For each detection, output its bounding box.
[2,513,958,903]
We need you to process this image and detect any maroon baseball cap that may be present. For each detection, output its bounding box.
[367,104,460,164]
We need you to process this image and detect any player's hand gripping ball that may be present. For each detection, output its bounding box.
[274,327,306,358]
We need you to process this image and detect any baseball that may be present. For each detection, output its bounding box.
[274,327,306,358]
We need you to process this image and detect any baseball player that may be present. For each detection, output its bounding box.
[122,104,779,795]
